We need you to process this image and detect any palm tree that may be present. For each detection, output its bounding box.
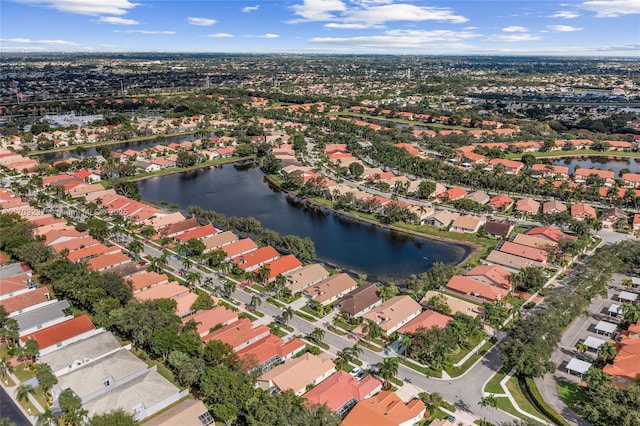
[362,319,384,340]
[126,240,143,257]
[249,295,262,310]
[310,327,325,343]
[584,367,610,389]
[185,272,201,288]
[181,256,193,270]
[36,407,58,426]
[479,394,498,409]
[576,341,589,354]
[0,356,11,381]
[376,357,399,387]
[257,265,271,285]
[223,280,236,296]
[598,342,617,364]
[349,343,363,359]
[15,383,33,404]
[399,334,412,360]
[282,306,294,324]
[622,303,640,324]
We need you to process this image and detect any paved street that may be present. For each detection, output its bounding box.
[0,386,32,426]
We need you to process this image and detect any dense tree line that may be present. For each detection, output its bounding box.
[188,206,316,262]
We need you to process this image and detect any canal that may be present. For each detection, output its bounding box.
[137,165,470,283]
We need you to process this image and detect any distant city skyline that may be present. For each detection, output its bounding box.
[0,0,638,56]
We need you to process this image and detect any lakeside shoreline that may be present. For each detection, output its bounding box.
[261,174,481,269]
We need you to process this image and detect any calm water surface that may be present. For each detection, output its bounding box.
[550,156,640,175]
[137,165,470,283]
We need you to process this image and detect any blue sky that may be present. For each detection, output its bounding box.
[0,0,638,55]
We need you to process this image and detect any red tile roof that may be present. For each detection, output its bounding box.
[232,246,280,271]
[488,194,514,209]
[397,309,452,334]
[525,226,577,243]
[182,306,238,337]
[342,391,426,426]
[0,287,50,314]
[303,371,382,412]
[499,241,548,262]
[446,276,509,301]
[258,255,302,281]
[202,318,270,350]
[222,238,258,259]
[236,334,306,366]
[174,224,219,242]
[20,315,94,349]
[465,264,512,289]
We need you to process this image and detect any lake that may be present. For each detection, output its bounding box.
[550,156,640,175]
[38,131,216,163]
[137,165,470,283]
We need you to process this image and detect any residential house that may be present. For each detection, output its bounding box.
[20,315,98,355]
[336,284,382,318]
[450,215,485,234]
[257,353,336,396]
[515,198,540,215]
[159,218,201,238]
[464,265,512,291]
[445,276,509,302]
[303,273,359,306]
[542,200,567,215]
[488,158,525,174]
[232,246,280,272]
[425,211,459,228]
[0,287,51,316]
[236,335,306,373]
[13,300,71,337]
[342,391,426,426]
[603,323,640,386]
[285,263,330,294]
[201,231,238,252]
[574,168,615,186]
[397,310,452,335]
[361,296,422,335]
[525,227,576,244]
[512,233,557,251]
[257,255,303,282]
[86,252,132,272]
[182,306,239,338]
[485,250,545,272]
[531,164,569,179]
[602,207,628,229]
[201,318,270,351]
[633,214,640,231]
[499,241,548,264]
[174,224,219,242]
[483,220,514,238]
[222,238,258,260]
[420,291,484,318]
[436,187,467,202]
[488,194,514,211]
[143,399,213,426]
[622,173,640,188]
[302,371,383,417]
[571,203,597,221]
[127,271,169,293]
[465,190,490,205]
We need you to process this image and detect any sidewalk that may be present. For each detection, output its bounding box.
[0,369,39,425]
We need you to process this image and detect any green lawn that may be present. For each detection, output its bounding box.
[445,339,494,378]
[505,376,552,423]
[294,310,317,322]
[13,364,35,382]
[484,371,507,395]
[495,397,545,425]
[32,385,50,410]
[557,380,588,410]
[447,332,486,365]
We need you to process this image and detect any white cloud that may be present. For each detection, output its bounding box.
[291,0,346,21]
[343,4,469,24]
[311,29,480,47]
[502,26,528,32]
[242,5,260,13]
[488,33,541,42]
[259,33,280,38]
[187,17,217,26]
[463,26,479,30]
[581,0,640,17]
[549,10,580,18]
[0,37,78,45]
[324,22,382,29]
[117,30,176,34]
[0,46,47,51]
[13,0,138,16]
[208,33,234,38]
[99,16,139,25]
[547,25,583,31]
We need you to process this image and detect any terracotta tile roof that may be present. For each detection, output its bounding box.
[361,296,422,334]
[446,275,509,301]
[542,200,567,214]
[303,273,358,305]
[258,255,303,281]
[182,306,238,337]
[0,273,31,297]
[67,244,120,262]
[20,315,94,349]
[43,229,87,246]
[86,252,131,271]
[159,218,201,237]
[127,271,169,292]
[285,263,330,293]
[303,371,383,412]
[575,168,614,180]
[222,238,258,259]
[0,287,50,314]
[488,194,514,209]
[398,309,452,334]
[438,187,467,201]
[342,391,426,426]
[134,282,189,302]
[174,224,219,242]
[232,246,279,271]
[525,226,576,243]
[499,241,548,262]
[202,318,270,350]
[258,353,335,396]
[202,231,237,251]
[175,293,199,317]
[336,284,381,316]
[515,198,540,213]
[236,334,306,366]
[465,264,512,289]
[571,203,597,220]
[603,334,640,384]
